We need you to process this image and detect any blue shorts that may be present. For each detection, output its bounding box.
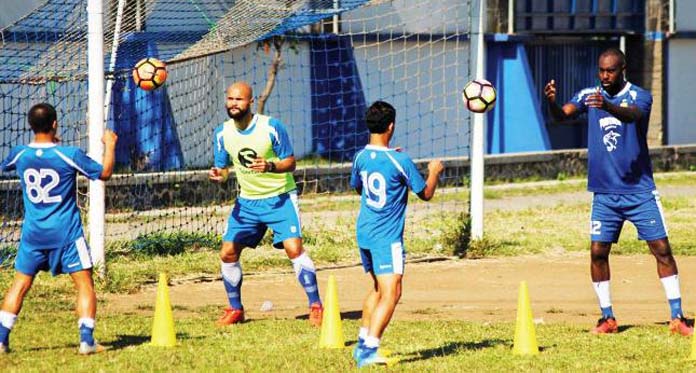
[590,191,668,243]
[360,241,405,276]
[223,191,302,249]
[15,236,93,276]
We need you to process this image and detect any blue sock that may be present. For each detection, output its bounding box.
[221,262,243,310]
[297,267,321,306]
[79,323,95,346]
[601,306,614,319]
[668,298,684,319]
[0,325,10,346]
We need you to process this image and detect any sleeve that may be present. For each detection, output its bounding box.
[0,147,21,172]
[268,118,294,160]
[400,155,426,194]
[567,88,590,113]
[72,148,104,180]
[633,89,653,118]
[349,153,362,190]
[213,126,230,168]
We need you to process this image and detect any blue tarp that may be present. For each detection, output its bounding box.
[310,34,368,161]
[108,36,183,171]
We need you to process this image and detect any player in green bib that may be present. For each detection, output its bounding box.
[209,82,323,326]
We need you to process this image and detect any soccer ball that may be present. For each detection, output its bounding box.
[462,79,496,113]
[132,57,168,91]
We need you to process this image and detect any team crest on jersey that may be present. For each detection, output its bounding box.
[603,131,621,152]
[599,117,622,152]
[237,148,257,168]
[620,99,628,107]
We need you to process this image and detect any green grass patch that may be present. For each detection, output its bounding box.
[0,308,694,372]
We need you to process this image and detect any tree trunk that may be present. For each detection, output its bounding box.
[257,37,284,115]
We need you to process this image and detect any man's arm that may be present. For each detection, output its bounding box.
[585,93,644,123]
[544,79,580,123]
[417,160,444,201]
[99,130,117,181]
[209,167,229,183]
[249,155,296,173]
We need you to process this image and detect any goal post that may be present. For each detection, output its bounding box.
[87,0,106,274]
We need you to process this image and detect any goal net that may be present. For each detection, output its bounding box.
[0,0,473,268]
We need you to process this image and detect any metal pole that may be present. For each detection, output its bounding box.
[669,0,675,34]
[104,0,126,125]
[333,0,339,34]
[508,0,514,34]
[470,0,486,240]
[87,0,106,276]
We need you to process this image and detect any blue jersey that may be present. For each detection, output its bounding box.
[0,143,103,250]
[350,145,426,250]
[568,82,655,193]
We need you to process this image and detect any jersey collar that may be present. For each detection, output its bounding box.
[603,81,632,98]
[227,114,258,135]
[364,144,391,151]
[28,142,57,148]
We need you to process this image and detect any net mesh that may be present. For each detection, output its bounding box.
[0,0,473,267]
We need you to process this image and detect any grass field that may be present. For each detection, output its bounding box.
[1,309,695,372]
[2,172,696,371]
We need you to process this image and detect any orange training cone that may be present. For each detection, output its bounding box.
[319,275,345,348]
[512,281,539,355]
[151,273,176,347]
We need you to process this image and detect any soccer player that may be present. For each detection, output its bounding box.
[209,82,323,326]
[350,101,444,367]
[0,103,117,354]
[544,48,693,336]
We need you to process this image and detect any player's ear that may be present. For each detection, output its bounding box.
[51,120,57,131]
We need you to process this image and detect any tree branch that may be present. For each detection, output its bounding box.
[257,37,284,115]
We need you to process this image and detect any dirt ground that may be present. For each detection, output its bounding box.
[104,179,696,327]
[104,253,696,326]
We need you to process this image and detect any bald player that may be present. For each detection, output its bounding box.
[209,82,323,326]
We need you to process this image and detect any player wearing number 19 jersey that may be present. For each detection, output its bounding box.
[0,103,117,354]
[350,101,444,367]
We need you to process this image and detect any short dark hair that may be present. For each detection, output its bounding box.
[599,48,626,67]
[365,101,395,134]
[28,103,57,134]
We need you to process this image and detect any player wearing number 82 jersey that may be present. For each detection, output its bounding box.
[0,103,117,355]
[3,143,104,254]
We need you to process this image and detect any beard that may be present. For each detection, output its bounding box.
[227,106,249,120]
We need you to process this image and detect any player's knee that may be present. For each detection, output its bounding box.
[10,275,34,297]
[590,250,609,263]
[220,243,240,262]
[652,248,675,266]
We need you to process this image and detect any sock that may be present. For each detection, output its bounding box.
[592,281,613,318]
[660,274,684,319]
[0,311,17,345]
[364,335,380,349]
[358,327,368,346]
[291,253,321,306]
[78,317,95,346]
[221,261,243,309]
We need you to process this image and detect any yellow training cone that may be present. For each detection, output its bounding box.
[512,281,539,355]
[319,275,345,348]
[151,273,176,347]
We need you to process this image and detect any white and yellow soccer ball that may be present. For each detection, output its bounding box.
[132,57,168,91]
[462,79,497,113]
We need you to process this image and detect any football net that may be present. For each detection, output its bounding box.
[0,0,474,268]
